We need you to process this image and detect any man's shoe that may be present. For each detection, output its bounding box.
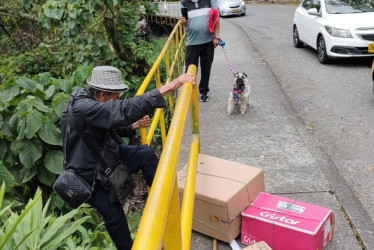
[200,94,209,102]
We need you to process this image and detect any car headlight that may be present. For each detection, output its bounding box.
[325,26,352,38]
[242,1,245,6]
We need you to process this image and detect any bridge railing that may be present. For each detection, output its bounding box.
[133,64,199,250]
[135,20,185,146]
[132,15,201,250]
[147,1,180,26]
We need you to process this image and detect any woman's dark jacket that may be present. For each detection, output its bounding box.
[60,88,165,186]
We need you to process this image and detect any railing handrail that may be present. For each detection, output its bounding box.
[135,20,186,145]
[132,6,201,249]
[132,65,198,249]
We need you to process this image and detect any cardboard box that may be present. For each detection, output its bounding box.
[242,241,272,250]
[241,192,335,250]
[177,154,264,243]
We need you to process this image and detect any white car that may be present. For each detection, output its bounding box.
[293,0,374,64]
[215,0,246,17]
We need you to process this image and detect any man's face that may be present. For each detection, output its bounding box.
[96,91,120,102]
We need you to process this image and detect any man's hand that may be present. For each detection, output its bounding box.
[180,16,187,26]
[132,115,150,130]
[159,73,196,97]
[213,37,220,48]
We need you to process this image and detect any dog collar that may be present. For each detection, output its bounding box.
[232,86,245,101]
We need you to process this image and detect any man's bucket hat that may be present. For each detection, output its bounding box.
[87,66,129,92]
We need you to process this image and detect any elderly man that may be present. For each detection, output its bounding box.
[60,66,195,249]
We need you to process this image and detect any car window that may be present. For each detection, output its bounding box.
[302,0,312,9]
[312,0,321,12]
[325,0,374,14]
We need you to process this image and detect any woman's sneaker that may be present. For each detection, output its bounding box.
[200,94,209,102]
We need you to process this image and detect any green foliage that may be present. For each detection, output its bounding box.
[0,182,90,250]
[0,0,159,80]
[59,204,116,250]
[0,66,92,192]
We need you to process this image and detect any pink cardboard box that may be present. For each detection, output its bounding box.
[241,192,335,250]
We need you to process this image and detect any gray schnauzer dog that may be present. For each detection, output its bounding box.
[227,72,250,115]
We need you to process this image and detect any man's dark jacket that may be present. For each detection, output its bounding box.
[60,88,165,186]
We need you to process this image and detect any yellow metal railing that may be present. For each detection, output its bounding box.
[133,64,199,250]
[133,6,202,248]
[135,20,186,146]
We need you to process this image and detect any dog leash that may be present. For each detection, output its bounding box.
[217,38,244,101]
[218,39,236,76]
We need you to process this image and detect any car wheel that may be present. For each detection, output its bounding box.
[293,25,303,48]
[317,36,330,64]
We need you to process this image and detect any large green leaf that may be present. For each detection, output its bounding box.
[44,85,56,100]
[9,166,37,184]
[38,121,62,146]
[35,72,52,86]
[36,165,55,186]
[19,139,42,169]
[32,97,50,113]
[0,162,15,192]
[73,66,92,85]
[44,150,63,174]
[0,113,3,128]
[9,114,19,129]
[24,110,43,139]
[43,8,64,20]
[0,189,41,250]
[0,85,20,104]
[0,182,5,209]
[16,119,26,140]
[0,140,7,160]
[1,119,14,137]
[52,93,69,116]
[15,77,37,92]
[18,100,33,114]
[3,150,16,165]
[10,139,22,153]
[39,212,89,249]
[57,78,73,93]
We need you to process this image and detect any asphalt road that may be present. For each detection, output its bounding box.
[228,0,374,232]
[181,4,374,249]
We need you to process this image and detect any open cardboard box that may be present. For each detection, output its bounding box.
[177,154,264,243]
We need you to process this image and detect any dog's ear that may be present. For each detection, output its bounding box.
[243,72,248,78]
[234,72,239,78]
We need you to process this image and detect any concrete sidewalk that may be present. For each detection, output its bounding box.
[179,19,364,249]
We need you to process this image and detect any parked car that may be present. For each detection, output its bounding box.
[215,0,246,17]
[293,0,374,64]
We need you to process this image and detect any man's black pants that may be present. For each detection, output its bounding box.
[185,41,215,95]
[88,145,158,250]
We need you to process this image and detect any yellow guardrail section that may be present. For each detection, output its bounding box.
[133,6,201,247]
[135,19,185,146]
[133,64,199,250]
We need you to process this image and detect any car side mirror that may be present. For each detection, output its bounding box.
[307,8,320,16]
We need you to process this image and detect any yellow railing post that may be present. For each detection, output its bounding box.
[132,6,202,249]
[135,20,185,146]
[132,65,197,250]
